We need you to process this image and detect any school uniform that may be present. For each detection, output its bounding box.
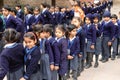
[101,20,115,62]
[117,20,120,57]
[59,12,67,25]
[34,14,41,25]
[39,39,51,80]
[56,37,67,80]
[40,8,51,25]
[16,9,24,21]
[49,12,56,27]
[84,23,96,69]
[111,23,119,60]
[0,43,25,80]
[54,11,61,25]
[48,37,60,80]
[67,37,80,80]
[76,27,86,75]
[0,17,4,32]
[5,14,21,30]
[24,14,36,32]
[24,45,41,80]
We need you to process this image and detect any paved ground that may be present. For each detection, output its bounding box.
[3,0,120,80]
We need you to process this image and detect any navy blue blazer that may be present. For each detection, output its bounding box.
[24,46,41,79]
[5,15,21,30]
[40,10,51,25]
[67,37,80,57]
[57,37,67,76]
[59,12,67,24]
[84,24,97,44]
[0,43,25,80]
[24,14,36,32]
[101,21,115,41]
[0,17,4,32]
[54,12,61,25]
[16,9,24,21]
[113,23,119,38]
[94,23,102,37]
[76,27,86,55]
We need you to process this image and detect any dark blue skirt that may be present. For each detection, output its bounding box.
[95,37,102,55]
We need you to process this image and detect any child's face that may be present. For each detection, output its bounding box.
[85,17,91,24]
[24,37,36,49]
[55,28,64,38]
[15,7,19,11]
[69,28,77,37]
[39,32,45,39]
[111,18,117,24]
[71,18,80,28]
[10,12,14,16]
[24,7,28,14]
[103,17,110,22]
[34,9,40,15]
[2,8,9,17]
[93,18,99,24]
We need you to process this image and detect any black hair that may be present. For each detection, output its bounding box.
[43,24,53,36]
[66,24,76,38]
[24,32,39,46]
[55,24,66,33]
[34,7,40,12]
[111,14,118,19]
[41,3,48,8]
[3,28,20,43]
[24,5,33,14]
[72,17,84,26]
[15,4,21,8]
[3,5,11,11]
[32,24,43,33]
[10,8,17,15]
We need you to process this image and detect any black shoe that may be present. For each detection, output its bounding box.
[77,73,81,77]
[102,59,108,63]
[94,62,99,68]
[85,64,92,69]
[117,55,120,59]
[99,58,104,61]
[111,56,115,60]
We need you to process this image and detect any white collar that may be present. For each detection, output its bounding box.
[4,42,16,48]
[69,36,76,42]
[47,36,52,40]
[6,14,11,19]
[18,9,21,12]
[42,8,47,13]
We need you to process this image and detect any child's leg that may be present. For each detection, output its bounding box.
[85,52,92,69]
[77,57,82,76]
[111,38,117,60]
[94,55,99,68]
[51,70,58,80]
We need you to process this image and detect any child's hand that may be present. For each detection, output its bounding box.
[90,45,95,49]
[50,64,54,71]
[108,41,112,46]
[54,66,59,70]
[79,54,82,58]
[20,77,26,80]
[67,55,73,59]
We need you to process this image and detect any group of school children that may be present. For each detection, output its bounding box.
[0,0,120,80]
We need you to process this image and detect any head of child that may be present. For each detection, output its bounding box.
[10,8,17,17]
[103,11,111,22]
[24,32,39,49]
[71,17,83,29]
[40,3,47,10]
[93,13,100,24]
[32,24,45,39]
[55,25,66,38]
[55,6,60,12]
[111,14,118,24]
[24,5,33,15]
[15,4,21,11]
[85,13,92,25]
[43,24,53,39]
[2,5,11,17]
[34,7,40,15]
[49,6,55,13]
[3,28,20,44]
[66,24,77,38]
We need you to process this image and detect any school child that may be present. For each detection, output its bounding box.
[40,3,51,25]
[15,4,24,21]
[43,24,60,80]
[33,7,41,24]
[32,24,52,80]
[54,6,61,25]
[20,32,41,80]
[101,11,115,63]
[84,13,96,69]
[55,25,68,80]
[71,17,86,76]
[10,8,24,42]
[66,24,80,80]
[0,28,25,80]
[110,14,119,60]
[93,13,102,68]
[2,6,21,30]
[24,5,36,32]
